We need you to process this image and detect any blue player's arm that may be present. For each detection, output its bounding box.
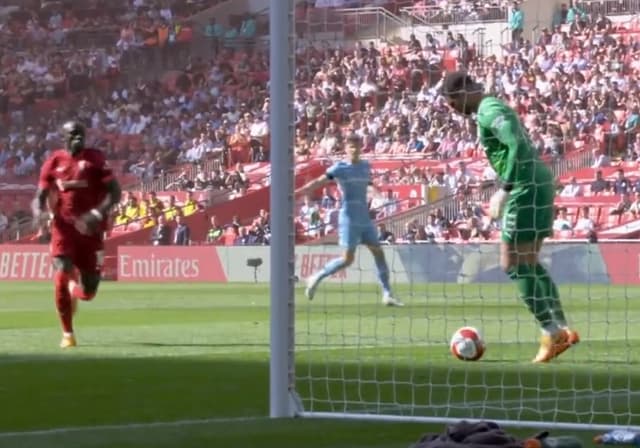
[296,163,342,197]
[295,174,331,197]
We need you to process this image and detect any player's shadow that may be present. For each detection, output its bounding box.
[125,342,271,348]
[474,359,517,364]
[584,358,640,366]
[0,352,635,444]
[119,342,334,348]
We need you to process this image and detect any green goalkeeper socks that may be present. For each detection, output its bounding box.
[508,264,555,329]
[535,263,567,327]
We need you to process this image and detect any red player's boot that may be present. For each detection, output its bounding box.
[60,333,77,348]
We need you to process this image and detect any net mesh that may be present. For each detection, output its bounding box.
[291,0,640,429]
[296,243,640,426]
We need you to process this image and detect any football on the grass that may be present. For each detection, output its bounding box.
[450,326,485,361]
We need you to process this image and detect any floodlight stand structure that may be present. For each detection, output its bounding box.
[269,0,302,419]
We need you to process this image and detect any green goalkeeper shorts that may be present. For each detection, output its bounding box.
[500,185,554,244]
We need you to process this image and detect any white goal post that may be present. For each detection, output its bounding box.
[268,1,640,432]
[269,0,299,419]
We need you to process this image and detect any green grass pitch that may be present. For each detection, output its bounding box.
[0,281,638,448]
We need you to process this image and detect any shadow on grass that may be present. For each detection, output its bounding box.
[0,354,633,448]
[0,353,428,448]
[585,359,640,365]
[125,342,271,348]
[86,342,334,349]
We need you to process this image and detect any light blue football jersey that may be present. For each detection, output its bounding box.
[326,160,372,227]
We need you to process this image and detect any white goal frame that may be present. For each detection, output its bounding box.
[269,0,301,419]
[267,1,640,432]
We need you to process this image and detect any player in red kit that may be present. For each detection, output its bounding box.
[33,121,122,348]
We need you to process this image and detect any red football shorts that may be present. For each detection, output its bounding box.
[50,218,104,273]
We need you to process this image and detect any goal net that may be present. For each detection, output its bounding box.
[271,0,640,431]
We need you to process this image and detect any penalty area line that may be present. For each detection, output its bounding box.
[0,416,267,438]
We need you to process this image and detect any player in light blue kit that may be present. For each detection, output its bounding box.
[295,134,403,307]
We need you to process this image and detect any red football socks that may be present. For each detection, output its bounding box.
[54,271,73,333]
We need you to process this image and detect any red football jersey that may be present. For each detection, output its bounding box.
[38,148,115,224]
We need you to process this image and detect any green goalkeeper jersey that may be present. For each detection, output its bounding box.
[476,96,554,190]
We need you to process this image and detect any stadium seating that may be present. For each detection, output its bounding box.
[0,0,221,116]
[352,14,640,242]
[0,0,268,239]
[97,160,327,258]
[5,1,640,246]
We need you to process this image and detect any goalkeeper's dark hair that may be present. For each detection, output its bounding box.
[441,71,477,96]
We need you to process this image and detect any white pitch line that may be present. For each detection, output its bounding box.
[362,390,639,413]
[2,393,638,439]
[0,416,267,439]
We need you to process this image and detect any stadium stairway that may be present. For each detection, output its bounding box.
[327,6,407,42]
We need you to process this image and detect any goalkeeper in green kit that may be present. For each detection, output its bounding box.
[442,72,580,363]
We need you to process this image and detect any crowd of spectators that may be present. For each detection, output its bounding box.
[108,158,271,245]
[407,0,512,24]
[1,0,489,189]
[110,172,244,232]
[169,0,640,244]
[165,162,257,199]
[295,183,499,243]
[128,200,273,247]
[0,0,216,50]
[112,190,202,231]
[0,0,261,184]
[286,3,640,242]
[0,0,221,119]
[5,0,640,244]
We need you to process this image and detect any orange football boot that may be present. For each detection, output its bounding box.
[532,328,579,363]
